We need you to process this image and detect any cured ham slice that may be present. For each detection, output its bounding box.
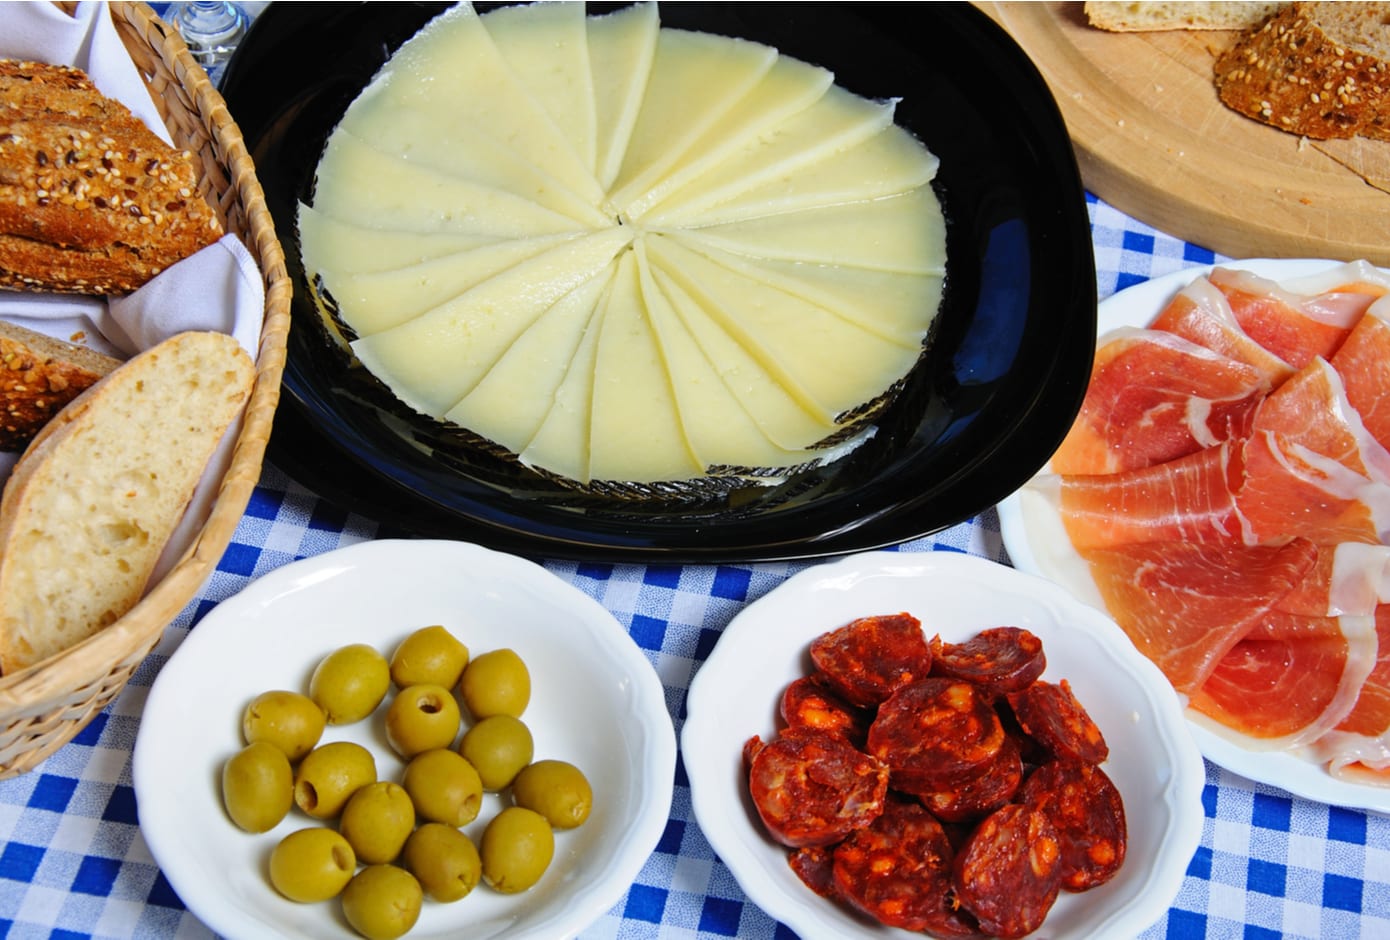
[1330,297,1390,454]
[1188,610,1376,748]
[1054,443,1247,550]
[1150,276,1294,386]
[1208,266,1375,369]
[1250,357,1390,482]
[1049,327,1268,476]
[1078,537,1318,694]
[1274,542,1390,618]
[1309,605,1390,779]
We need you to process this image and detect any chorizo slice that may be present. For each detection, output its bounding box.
[867,678,1005,790]
[831,797,978,936]
[931,626,1046,695]
[787,845,838,899]
[809,612,933,708]
[780,673,871,746]
[747,728,889,848]
[913,734,1024,824]
[1019,760,1128,891]
[1006,678,1110,764]
[953,804,1063,940]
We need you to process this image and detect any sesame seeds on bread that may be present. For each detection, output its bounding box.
[0,59,224,295]
[0,330,254,674]
[0,320,119,452]
[1214,2,1390,141]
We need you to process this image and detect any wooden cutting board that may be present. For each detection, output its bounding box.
[976,2,1390,266]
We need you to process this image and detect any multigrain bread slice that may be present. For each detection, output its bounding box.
[0,320,119,451]
[0,59,225,294]
[0,330,254,674]
[1084,1,1287,31]
[1214,2,1390,140]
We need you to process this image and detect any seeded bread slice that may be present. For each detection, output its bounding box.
[0,320,120,452]
[1084,2,1287,32]
[1214,2,1390,140]
[0,330,254,674]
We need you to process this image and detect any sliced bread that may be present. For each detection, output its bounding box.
[0,320,120,452]
[1084,1,1287,32]
[0,330,254,674]
[1214,2,1390,140]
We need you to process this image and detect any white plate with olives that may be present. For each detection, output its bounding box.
[133,539,676,940]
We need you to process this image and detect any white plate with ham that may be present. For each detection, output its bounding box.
[684,550,1204,940]
[1000,258,1390,814]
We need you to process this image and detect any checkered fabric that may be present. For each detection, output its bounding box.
[1,192,1388,939]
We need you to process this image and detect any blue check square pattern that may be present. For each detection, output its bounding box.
[0,192,1388,939]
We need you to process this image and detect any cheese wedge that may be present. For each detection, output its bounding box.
[587,1,659,191]
[297,205,497,275]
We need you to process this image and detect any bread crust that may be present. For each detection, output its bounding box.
[1214,2,1390,141]
[0,59,225,294]
[0,321,119,452]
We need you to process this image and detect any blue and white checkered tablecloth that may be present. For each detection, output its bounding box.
[1,193,1389,940]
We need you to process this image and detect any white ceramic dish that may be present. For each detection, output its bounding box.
[683,550,1204,940]
[998,258,1390,815]
[132,539,676,940]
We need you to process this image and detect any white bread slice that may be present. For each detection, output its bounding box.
[0,330,254,674]
[1084,1,1287,31]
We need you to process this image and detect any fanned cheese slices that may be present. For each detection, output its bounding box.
[299,1,948,488]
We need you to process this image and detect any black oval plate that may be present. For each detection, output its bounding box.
[220,1,1096,563]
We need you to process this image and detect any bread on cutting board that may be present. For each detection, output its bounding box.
[1083,1,1287,31]
[0,330,254,674]
[0,320,119,451]
[1215,2,1390,141]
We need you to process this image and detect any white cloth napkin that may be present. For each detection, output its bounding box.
[1,1,268,580]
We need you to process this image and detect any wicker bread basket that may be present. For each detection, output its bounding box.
[0,2,291,778]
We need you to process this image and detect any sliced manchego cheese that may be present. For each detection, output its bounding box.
[482,0,598,178]
[321,233,589,337]
[606,28,777,208]
[311,130,585,237]
[633,241,815,473]
[444,262,615,453]
[297,205,498,275]
[586,1,659,192]
[646,235,923,421]
[612,52,834,219]
[352,227,632,418]
[587,252,704,482]
[637,84,897,226]
[362,2,603,207]
[670,187,947,274]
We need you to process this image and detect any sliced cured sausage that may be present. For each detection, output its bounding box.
[780,672,871,746]
[746,729,889,848]
[913,734,1023,824]
[787,844,838,899]
[953,804,1063,939]
[831,797,978,937]
[808,612,932,708]
[867,678,1005,790]
[1019,760,1128,892]
[1006,679,1109,764]
[931,627,1047,696]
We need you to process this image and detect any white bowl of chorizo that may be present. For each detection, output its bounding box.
[683,550,1204,940]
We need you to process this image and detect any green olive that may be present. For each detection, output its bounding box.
[512,759,593,830]
[221,741,293,833]
[294,740,377,819]
[340,864,423,940]
[390,625,469,690]
[401,748,483,827]
[384,683,461,759]
[480,806,554,894]
[310,643,391,724]
[459,648,530,719]
[401,822,481,903]
[339,781,416,865]
[458,714,533,791]
[268,827,356,903]
[241,689,326,761]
